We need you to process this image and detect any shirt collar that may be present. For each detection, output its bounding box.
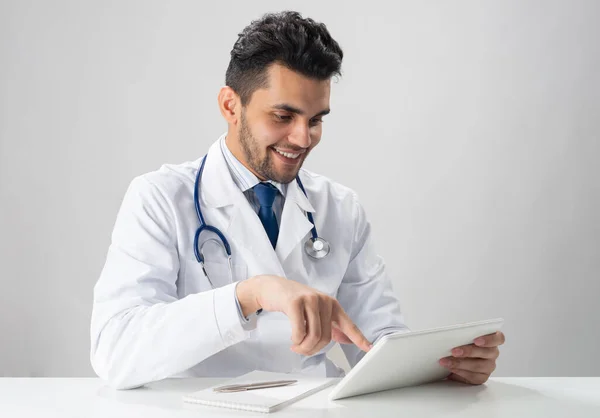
[219,135,287,197]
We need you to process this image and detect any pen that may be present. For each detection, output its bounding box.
[213,379,298,392]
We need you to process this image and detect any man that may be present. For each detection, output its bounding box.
[91,11,505,390]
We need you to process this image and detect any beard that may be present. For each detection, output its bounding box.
[238,110,301,184]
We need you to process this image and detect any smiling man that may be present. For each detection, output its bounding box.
[90,11,505,390]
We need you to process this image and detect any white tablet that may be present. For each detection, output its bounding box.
[328,318,504,400]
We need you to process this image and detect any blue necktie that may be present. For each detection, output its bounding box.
[252,182,280,249]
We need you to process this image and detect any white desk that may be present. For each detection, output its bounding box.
[1,378,599,417]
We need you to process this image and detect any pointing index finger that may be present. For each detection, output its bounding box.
[333,308,372,352]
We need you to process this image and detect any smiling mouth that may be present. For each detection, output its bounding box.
[270,147,304,165]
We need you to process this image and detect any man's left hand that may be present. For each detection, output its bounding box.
[439,331,506,385]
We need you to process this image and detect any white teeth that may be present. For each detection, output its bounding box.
[274,148,300,159]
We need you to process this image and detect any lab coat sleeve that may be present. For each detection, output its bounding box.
[336,194,411,368]
[90,176,252,390]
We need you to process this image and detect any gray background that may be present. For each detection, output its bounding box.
[1,0,599,378]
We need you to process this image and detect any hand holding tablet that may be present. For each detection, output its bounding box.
[440,328,505,385]
[328,318,505,400]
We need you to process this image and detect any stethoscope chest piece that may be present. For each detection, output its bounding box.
[305,237,330,259]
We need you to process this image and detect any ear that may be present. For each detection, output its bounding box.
[218,86,240,126]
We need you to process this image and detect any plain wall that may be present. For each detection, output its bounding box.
[1,0,599,378]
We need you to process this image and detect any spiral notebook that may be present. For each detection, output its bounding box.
[182,370,338,413]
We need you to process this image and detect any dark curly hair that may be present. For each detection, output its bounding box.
[225,11,344,106]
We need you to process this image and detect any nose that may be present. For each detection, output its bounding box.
[289,123,312,149]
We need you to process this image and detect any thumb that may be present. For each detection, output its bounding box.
[447,373,472,385]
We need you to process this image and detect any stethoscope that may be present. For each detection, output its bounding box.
[193,155,330,288]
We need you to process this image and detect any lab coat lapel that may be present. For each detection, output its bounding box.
[227,198,286,277]
[275,173,315,264]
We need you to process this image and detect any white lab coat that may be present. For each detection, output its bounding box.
[90,134,408,389]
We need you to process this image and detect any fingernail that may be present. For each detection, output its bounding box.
[439,359,450,367]
[474,338,485,346]
[453,348,463,356]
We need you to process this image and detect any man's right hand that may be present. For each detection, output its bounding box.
[236,275,372,356]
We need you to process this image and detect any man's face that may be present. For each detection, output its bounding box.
[235,63,331,184]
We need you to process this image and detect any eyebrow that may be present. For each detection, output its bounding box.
[271,104,330,118]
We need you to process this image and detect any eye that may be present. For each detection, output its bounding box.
[310,118,324,126]
[274,114,292,122]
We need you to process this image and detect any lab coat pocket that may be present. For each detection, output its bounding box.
[180,257,248,295]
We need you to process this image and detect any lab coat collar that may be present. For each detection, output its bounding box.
[199,133,243,209]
